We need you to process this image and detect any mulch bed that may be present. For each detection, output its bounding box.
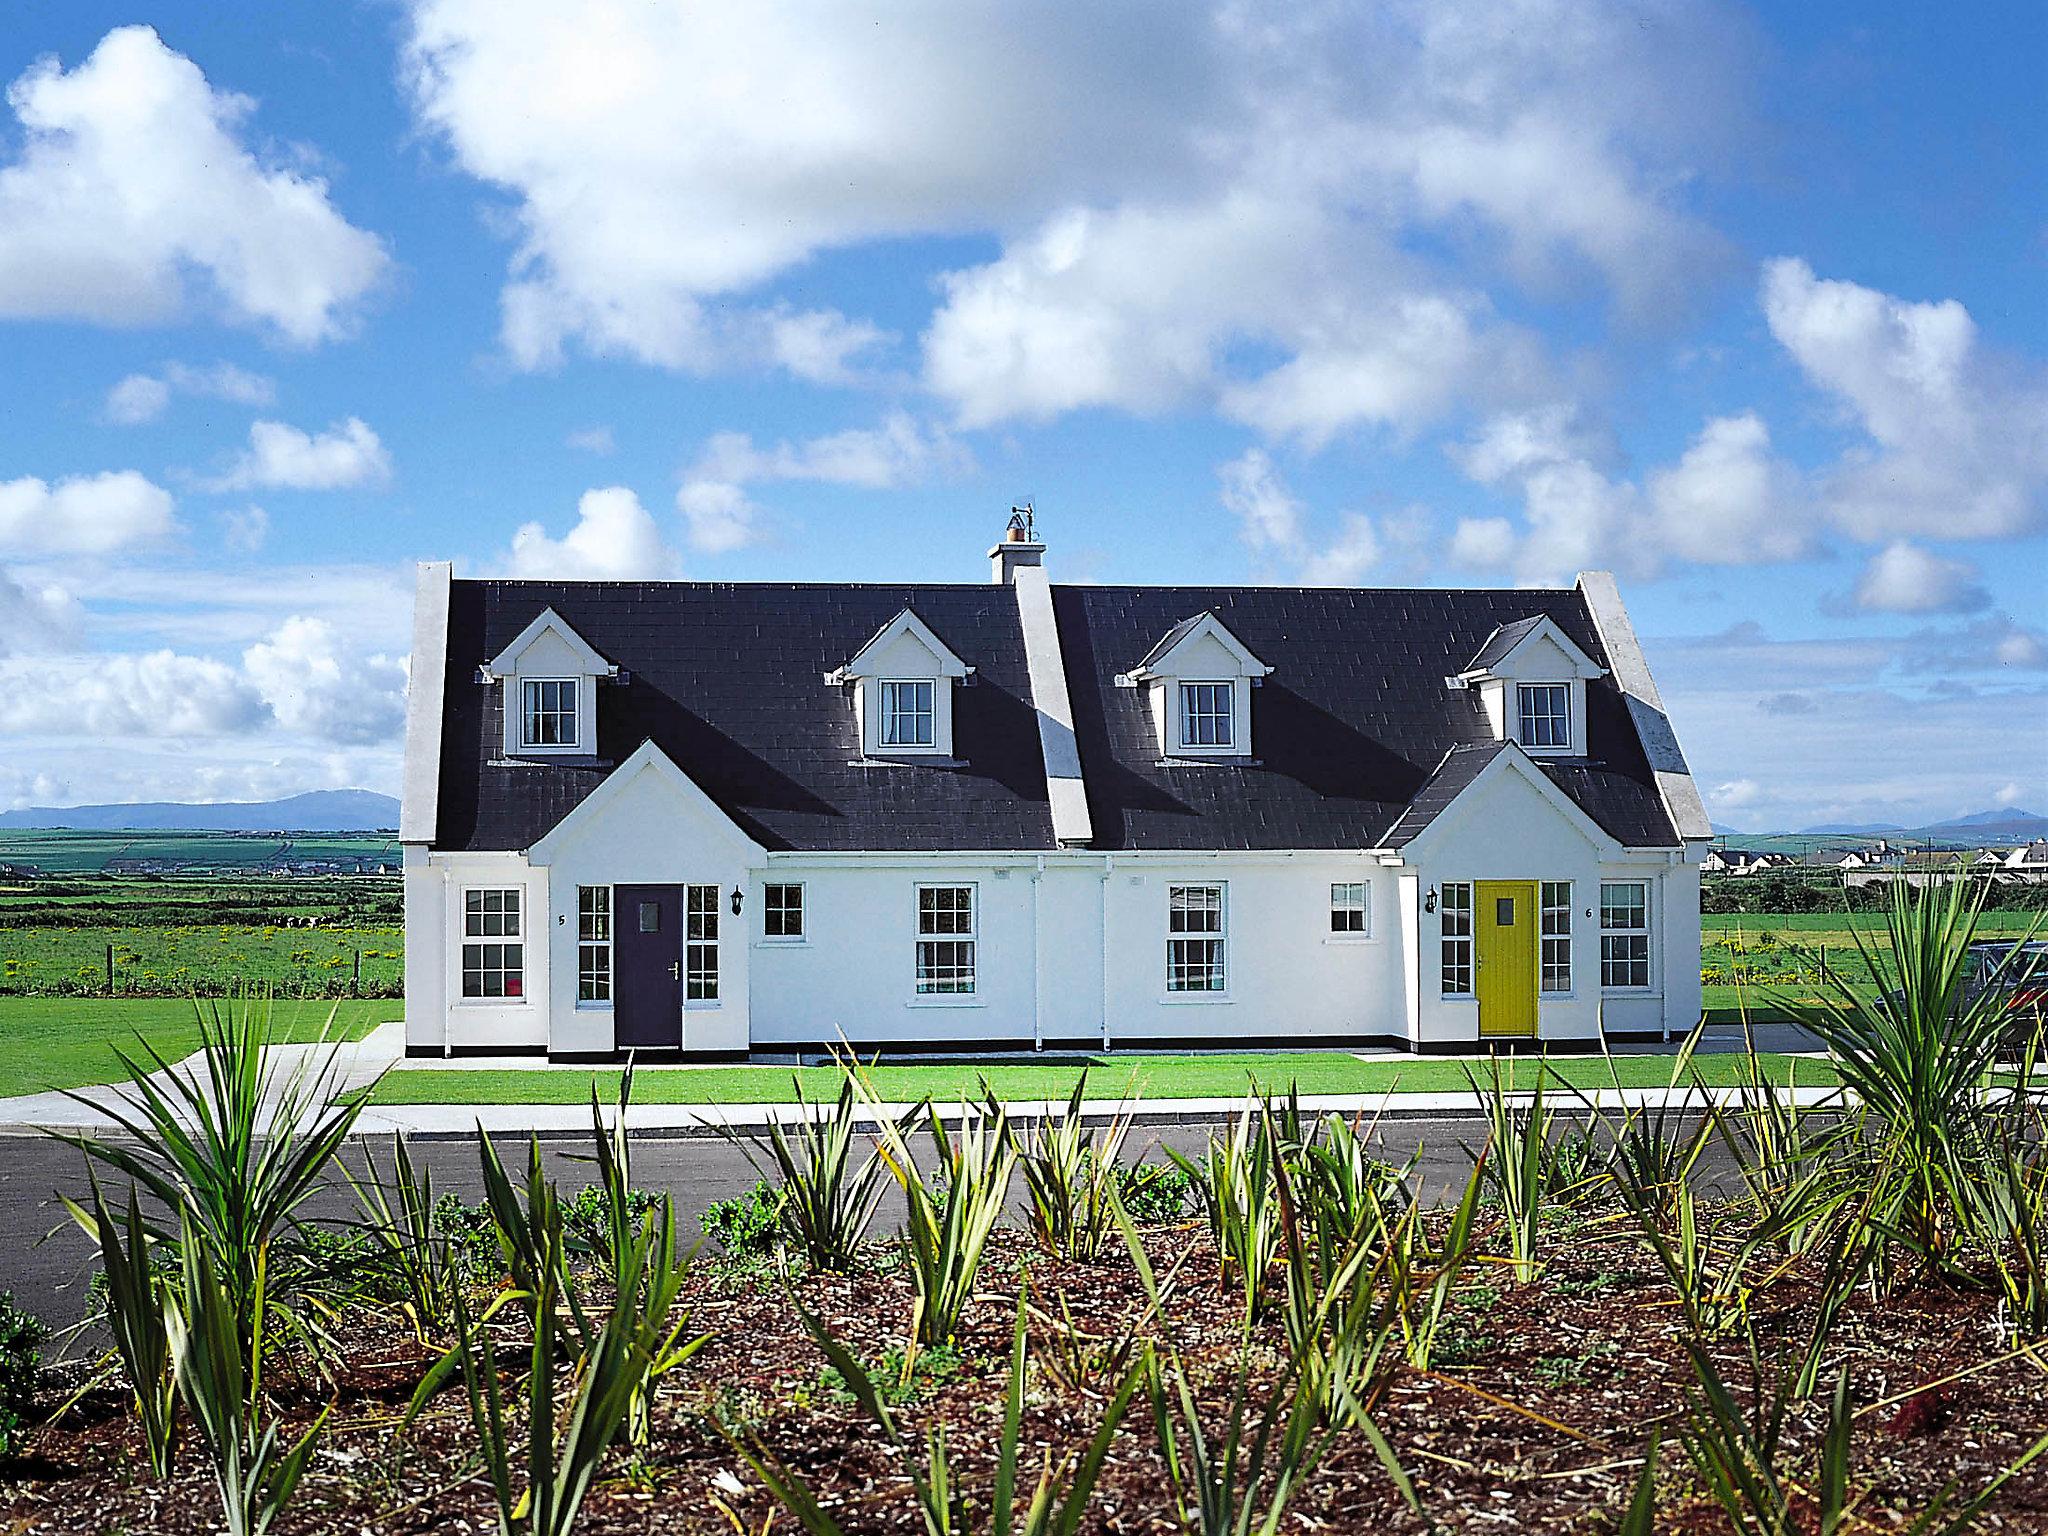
[2,1217,2045,1533]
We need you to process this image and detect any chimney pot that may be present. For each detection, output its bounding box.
[989,507,1046,584]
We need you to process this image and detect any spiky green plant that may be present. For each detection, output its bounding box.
[715,1061,900,1272]
[861,1082,1017,1352]
[164,1220,327,1536]
[1797,877,2042,1273]
[477,1129,593,1354]
[723,1281,1142,1536]
[346,1131,462,1344]
[1462,1054,1555,1283]
[1172,1098,1283,1325]
[1017,1071,1135,1263]
[56,994,375,1364]
[63,1177,176,1476]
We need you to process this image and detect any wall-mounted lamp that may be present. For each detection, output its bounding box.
[1423,887,1437,914]
[730,887,745,917]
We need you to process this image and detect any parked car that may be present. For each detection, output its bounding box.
[1965,939,2048,1058]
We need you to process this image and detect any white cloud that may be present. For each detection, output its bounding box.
[1712,778,1761,810]
[109,360,276,423]
[0,26,387,343]
[241,616,406,746]
[1216,448,1382,585]
[1995,782,2025,809]
[1449,407,1809,584]
[220,506,268,555]
[0,650,266,737]
[565,426,615,456]
[0,567,78,656]
[504,487,680,579]
[0,470,176,555]
[1849,541,1988,616]
[1644,413,1810,565]
[105,373,171,425]
[675,414,971,554]
[1218,450,1303,554]
[402,0,1732,421]
[1762,257,2048,541]
[209,417,391,491]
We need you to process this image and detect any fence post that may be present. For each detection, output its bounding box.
[353,949,362,994]
[105,943,114,996]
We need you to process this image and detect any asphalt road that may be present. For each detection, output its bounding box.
[0,1116,1506,1340]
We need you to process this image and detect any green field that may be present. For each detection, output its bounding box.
[1698,910,2039,1020]
[0,828,397,876]
[0,922,402,997]
[0,997,391,1099]
[372,1049,1845,1107]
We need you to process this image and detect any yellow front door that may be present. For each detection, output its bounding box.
[1476,880,1538,1038]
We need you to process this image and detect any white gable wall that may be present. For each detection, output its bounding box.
[1402,759,1688,1045]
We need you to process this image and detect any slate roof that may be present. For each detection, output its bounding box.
[1464,615,1549,672]
[1051,584,1677,851]
[433,582,1053,853]
[430,578,1682,854]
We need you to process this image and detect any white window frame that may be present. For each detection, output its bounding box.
[915,883,977,996]
[685,884,720,1003]
[1177,681,1236,751]
[1540,881,1572,995]
[1516,682,1571,752]
[1600,881,1652,991]
[521,677,581,751]
[762,882,806,944]
[1440,882,1474,997]
[576,885,612,1006]
[879,679,938,750]
[461,887,525,1001]
[1329,881,1371,940]
[1166,883,1228,995]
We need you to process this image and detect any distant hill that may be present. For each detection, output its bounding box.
[0,790,399,833]
[1920,810,2047,843]
[1798,821,1906,836]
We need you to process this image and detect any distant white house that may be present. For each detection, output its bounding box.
[2005,840,2048,883]
[399,519,1708,1058]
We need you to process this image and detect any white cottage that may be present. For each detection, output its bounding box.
[400,519,1709,1057]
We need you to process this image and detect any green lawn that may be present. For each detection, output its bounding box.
[371,1050,1842,1107]
[0,997,391,1099]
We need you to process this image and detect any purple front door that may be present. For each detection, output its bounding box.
[613,884,682,1050]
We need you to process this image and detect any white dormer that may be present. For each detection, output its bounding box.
[826,608,973,760]
[1117,612,1272,761]
[482,608,617,759]
[1450,615,1605,757]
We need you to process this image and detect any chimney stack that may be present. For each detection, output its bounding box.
[989,504,1045,584]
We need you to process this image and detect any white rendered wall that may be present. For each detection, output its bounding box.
[409,849,551,1052]
[1405,764,1692,1046]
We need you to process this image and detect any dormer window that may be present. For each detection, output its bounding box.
[1516,684,1569,750]
[1179,682,1235,750]
[1118,613,1270,763]
[827,609,972,761]
[483,607,616,759]
[1451,615,1605,758]
[523,679,580,749]
[881,679,937,748]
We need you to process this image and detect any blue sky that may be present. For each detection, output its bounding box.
[0,1,2041,831]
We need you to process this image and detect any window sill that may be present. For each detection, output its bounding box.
[851,755,966,769]
[1156,755,1259,768]
[1600,987,1659,998]
[906,996,986,1009]
[574,1001,614,1012]
[1441,993,1476,1002]
[1159,992,1233,1005]
[455,997,529,1008]
[754,938,809,949]
[1323,935,1378,946]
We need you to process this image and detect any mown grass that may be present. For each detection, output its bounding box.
[371,1051,1843,1107]
[0,997,390,1099]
